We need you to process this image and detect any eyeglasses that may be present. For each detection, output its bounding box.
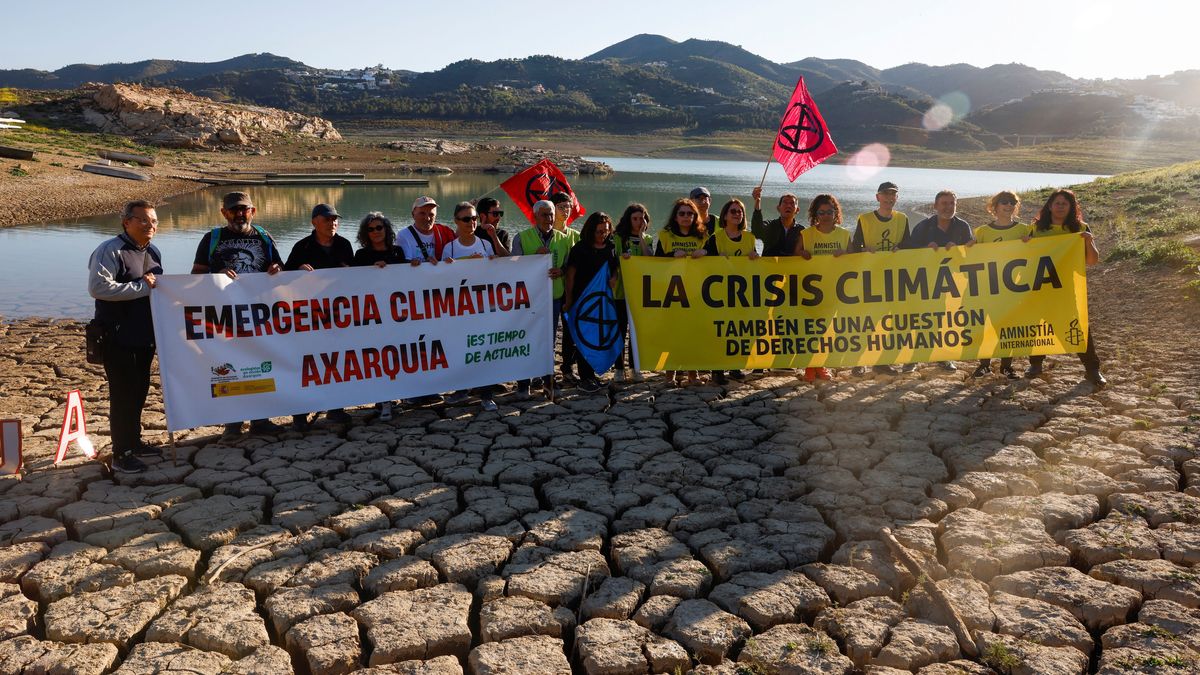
[816,209,836,216]
[366,225,385,232]
[457,215,479,222]
[228,205,252,213]
[997,199,1017,206]
[676,211,696,217]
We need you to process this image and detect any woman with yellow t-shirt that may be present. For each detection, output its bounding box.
[656,198,708,386]
[971,190,1033,380]
[703,198,759,384]
[794,194,850,382]
[1025,189,1105,386]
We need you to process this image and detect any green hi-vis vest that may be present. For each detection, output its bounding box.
[711,228,757,257]
[855,211,908,252]
[800,226,851,256]
[658,228,705,255]
[518,227,572,298]
[974,221,1032,243]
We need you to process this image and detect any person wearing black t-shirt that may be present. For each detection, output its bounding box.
[563,212,619,393]
[191,191,286,437]
[284,203,355,430]
[352,212,406,420]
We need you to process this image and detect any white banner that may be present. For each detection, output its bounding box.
[151,256,554,431]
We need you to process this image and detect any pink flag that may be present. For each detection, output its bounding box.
[772,77,838,181]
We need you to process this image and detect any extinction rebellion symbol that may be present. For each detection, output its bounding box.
[574,291,620,351]
[1064,319,1084,347]
[525,172,563,206]
[776,103,826,154]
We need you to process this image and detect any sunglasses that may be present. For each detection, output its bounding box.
[816,209,836,216]
[997,199,1017,206]
[457,215,479,222]
[728,209,744,215]
[677,211,696,217]
[366,225,385,232]
[487,210,504,217]
[228,205,253,213]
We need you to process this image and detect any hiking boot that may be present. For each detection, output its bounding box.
[249,419,286,435]
[1085,368,1107,388]
[1001,365,1019,380]
[579,377,604,393]
[971,364,990,379]
[325,409,352,424]
[939,361,958,372]
[901,363,918,373]
[850,366,868,376]
[112,455,148,474]
[1025,362,1044,379]
[480,398,498,412]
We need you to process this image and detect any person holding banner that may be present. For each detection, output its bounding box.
[563,212,619,394]
[550,192,582,384]
[399,196,456,266]
[1025,189,1105,386]
[191,191,287,437]
[750,187,801,257]
[353,212,407,268]
[902,190,974,373]
[704,198,759,384]
[849,181,909,377]
[284,203,355,430]
[795,194,850,382]
[613,204,653,383]
[656,198,708,385]
[971,191,1031,379]
[88,200,163,474]
[513,200,573,397]
[442,202,502,260]
[690,187,719,233]
[474,197,511,254]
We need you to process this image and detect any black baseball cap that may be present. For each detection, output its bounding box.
[311,203,341,219]
[877,182,899,193]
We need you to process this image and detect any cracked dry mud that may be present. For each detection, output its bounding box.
[1,262,1199,674]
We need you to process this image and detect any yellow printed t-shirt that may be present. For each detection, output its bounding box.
[855,211,909,251]
[800,226,851,256]
[658,228,706,255]
[974,221,1032,243]
[711,228,758,257]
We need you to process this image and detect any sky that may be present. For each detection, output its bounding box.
[2,0,1196,80]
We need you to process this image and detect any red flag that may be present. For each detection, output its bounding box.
[772,77,838,181]
[499,159,586,225]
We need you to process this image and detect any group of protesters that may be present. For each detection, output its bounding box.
[87,180,1103,473]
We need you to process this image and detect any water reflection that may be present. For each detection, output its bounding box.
[1,158,1102,319]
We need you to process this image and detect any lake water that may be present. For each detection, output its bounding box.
[1,157,1102,318]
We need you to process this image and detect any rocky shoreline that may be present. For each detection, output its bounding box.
[2,258,1198,673]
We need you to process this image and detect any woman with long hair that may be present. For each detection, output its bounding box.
[794,194,850,383]
[704,198,758,384]
[352,212,406,419]
[971,191,1032,379]
[1026,188,1105,386]
[613,203,653,383]
[656,198,707,385]
[563,212,619,393]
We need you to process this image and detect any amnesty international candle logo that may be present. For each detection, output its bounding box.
[1064,319,1084,347]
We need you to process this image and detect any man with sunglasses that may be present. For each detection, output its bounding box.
[283,203,355,429]
[192,191,287,437]
[474,197,511,254]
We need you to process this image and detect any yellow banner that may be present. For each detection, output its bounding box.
[624,237,1088,370]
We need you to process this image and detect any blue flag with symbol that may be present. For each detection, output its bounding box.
[564,267,623,374]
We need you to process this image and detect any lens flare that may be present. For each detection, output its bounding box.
[923,92,972,131]
[847,143,892,180]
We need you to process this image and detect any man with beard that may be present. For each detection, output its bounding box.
[191,191,287,436]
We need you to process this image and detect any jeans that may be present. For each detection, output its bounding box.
[103,344,154,458]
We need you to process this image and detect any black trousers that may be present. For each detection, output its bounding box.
[1028,333,1101,370]
[615,301,637,370]
[103,344,154,458]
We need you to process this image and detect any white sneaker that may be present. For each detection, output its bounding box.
[379,402,392,421]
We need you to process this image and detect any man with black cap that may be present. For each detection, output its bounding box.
[88,200,164,474]
[850,181,910,377]
[192,191,287,437]
[690,187,719,233]
[284,203,355,428]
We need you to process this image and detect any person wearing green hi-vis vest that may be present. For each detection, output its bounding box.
[512,200,573,398]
